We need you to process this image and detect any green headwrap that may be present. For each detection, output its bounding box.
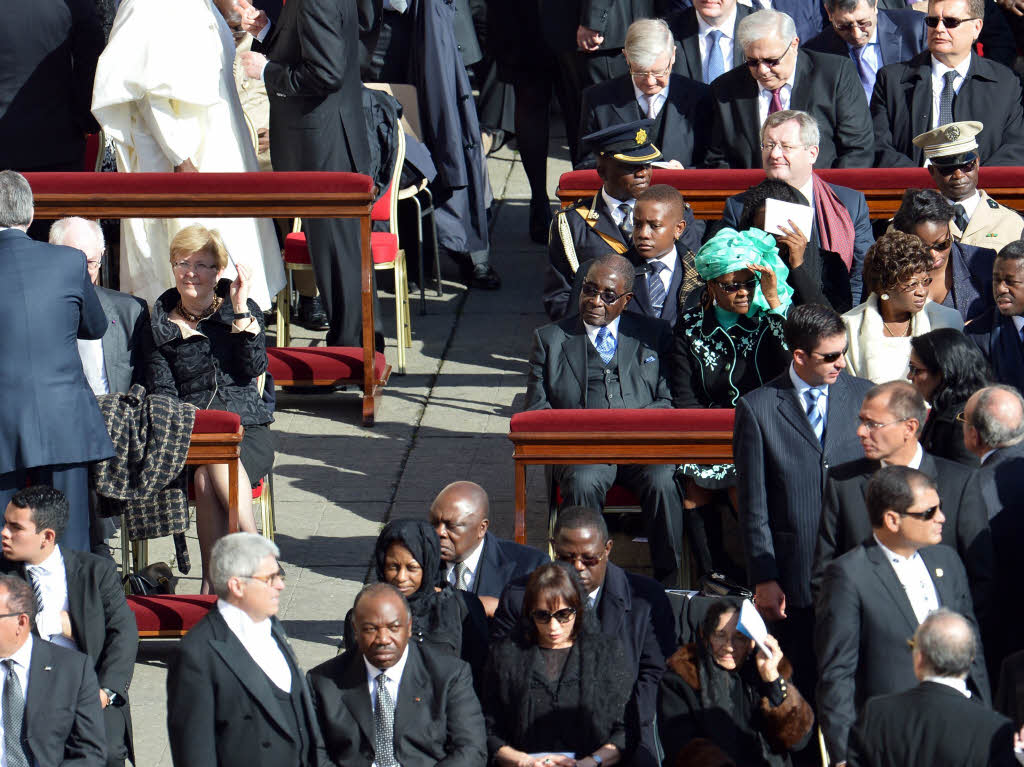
[695,227,793,314]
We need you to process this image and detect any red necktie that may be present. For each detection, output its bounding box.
[769,88,783,115]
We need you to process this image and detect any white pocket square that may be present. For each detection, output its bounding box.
[643,355,657,364]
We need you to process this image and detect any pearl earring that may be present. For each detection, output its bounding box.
[880,293,890,301]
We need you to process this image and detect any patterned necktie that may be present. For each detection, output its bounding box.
[939,70,957,127]
[617,202,633,242]
[3,660,28,767]
[705,29,725,83]
[454,561,470,590]
[25,568,43,617]
[805,387,825,443]
[647,260,668,315]
[595,327,617,365]
[646,93,659,119]
[953,203,969,233]
[768,88,784,115]
[374,672,397,767]
[850,45,873,101]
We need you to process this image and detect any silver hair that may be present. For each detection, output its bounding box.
[210,532,280,599]
[913,608,976,678]
[736,9,798,51]
[0,171,33,229]
[970,385,1024,448]
[49,217,105,259]
[760,110,820,149]
[624,18,674,69]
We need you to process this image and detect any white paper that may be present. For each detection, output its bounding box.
[737,598,772,657]
[763,198,814,241]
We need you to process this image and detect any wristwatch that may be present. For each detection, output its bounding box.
[232,311,252,320]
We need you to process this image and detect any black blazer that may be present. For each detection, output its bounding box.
[920,402,979,468]
[871,51,1024,167]
[849,681,1016,767]
[665,0,823,47]
[470,532,549,599]
[667,3,753,83]
[525,312,674,411]
[95,287,150,395]
[306,643,486,767]
[0,0,103,171]
[625,248,705,329]
[965,308,1024,387]
[815,541,990,762]
[167,609,328,767]
[23,636,106,767]
[734,369,875,608]
[803,9,926,66]
[0,229,113,474]
[704,48,874,169]
[811,452,993,617]
[577,74,709,168]
[492,562,676,760]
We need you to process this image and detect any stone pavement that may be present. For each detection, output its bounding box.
[128,137,573,764]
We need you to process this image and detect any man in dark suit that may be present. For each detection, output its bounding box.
[0,574,106,766]
[238,0,373,348]
[492,506,676,766]
[720,109,875,304]
[667,0,824,45]
[966,240,1024,386]
[0,486,136,767]
[668,0,755,83]
[815,466,991,764]
[167,533,328,767]
[704,9,875,169]
[848,608,1016,767]
[734,303,874,701]
[0,172,113,554]
[0,0,103,173]
[428,480,548,617]
[871,0,1024,167]
[573,0,670,89]
[527,254,685,584]
[804,0,926,102]
[307,582,486,767]
[578,19,709,169]
[545,120,702,321]
[812,381,992,614]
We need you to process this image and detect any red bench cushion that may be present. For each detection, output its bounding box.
[510,409,735,433]
[191,410,241,434]
[24,171,374,196]
[267,347,388,384]
[128,594,217,634]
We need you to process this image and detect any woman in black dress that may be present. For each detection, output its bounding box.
[483,563,631,767]
[909,328,991,467]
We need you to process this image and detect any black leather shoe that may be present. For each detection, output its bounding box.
[296,295,329,330]
[469,264,501,290]
[529,198,552,245]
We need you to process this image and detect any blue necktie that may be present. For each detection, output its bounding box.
[850,45,874,102]
[805,387,825,443]
[647,260,668,316]
[595,327,616,365]
[705,29,725,84]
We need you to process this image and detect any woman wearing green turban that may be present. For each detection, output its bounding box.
[667,228,793,576]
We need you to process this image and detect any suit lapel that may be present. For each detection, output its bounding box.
[790,52,814,112]
[822,374,854,452]
[594,196,629,247]
[616,325,640,396]
[630,264,653,317]
[663,259,684,325]
[993,313,1024,384]
[566,321,589,407]
[920,547,953,608]
[877,13,901,65]
[392,646,427,736]
[597,565,629,638]
[909,63,932,162]
[681,31,704,81]
[340,653,376,748]
[95,288,117,385]
[62,551,86,649]
[610,78,643,124]
[24,638,55,729]
[865,542,920,634]
[776,380,821,451]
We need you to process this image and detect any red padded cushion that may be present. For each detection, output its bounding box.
[510,409,735,433]
[284,231,312,265]
[371,184,392,222]
[188,476,263,501]
[371,231,398,264]
[23,171,374,196]
[192,409,241,434]
[267,347,388,384]
[128,594,217,634]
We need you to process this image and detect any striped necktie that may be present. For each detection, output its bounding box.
[805,387,825,443]
[647,260,668,315]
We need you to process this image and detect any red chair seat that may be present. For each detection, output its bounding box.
[188,476,263,502]
[191,409,241,434]
[267,347,388,386]
[510,409,735,433]
[284,231,312,265]
[128,594,217,637]
[371,231,399,264]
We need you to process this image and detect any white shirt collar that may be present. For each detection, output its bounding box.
[1012,315,1024,335]
[698,3,737,35]
[947,189,981,221]
[29,545,64,575]
[981,448,999,465]
[882,442,924,469]
[364,642,410,687]
[447,538,485,586]
[874,533,920,564]
[648,247,678,272]
[931,54,972,83]
[601,188,634,224]
[788,362,829,396]
[584,315,622,348]
[218,598,274,641]
[632,80,670,117]
[758,56,798,100]
[588,586,602,606]
[5,632,33,673]
[924,675,971,697]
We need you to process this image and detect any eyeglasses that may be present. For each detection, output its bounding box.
[172,261,218,274]
[921,238,952,253]
[899,276,934,292]
[242,567,286,586]
[0,613,25,620]
[900,504,941,520]
[810,347,848,363]
[715,277,759,293]
[925,15,979,28]
[955,411,969,424]
[907,362,931,377]
[833,19,874,32]
[936,159,978,176]
[858,417,909,432]
[581,283,630,305]
[745,41,794,69]
[761,141,806,154]
[630,65,672,80]
[530,607,576,625]
[554,549,607,568]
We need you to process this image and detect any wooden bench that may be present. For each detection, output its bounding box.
[556,167,1024,220]
[23,171,389,424]
[507,409,735,545]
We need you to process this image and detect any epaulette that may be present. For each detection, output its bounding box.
[988,198,1000,209]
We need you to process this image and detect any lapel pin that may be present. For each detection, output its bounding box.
[935,568,944,578]
[43,666,52,671]
[414,697,421,703]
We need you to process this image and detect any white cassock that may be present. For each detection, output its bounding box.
[91,0,284,309]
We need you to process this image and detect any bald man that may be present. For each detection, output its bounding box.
[428,481,548,617]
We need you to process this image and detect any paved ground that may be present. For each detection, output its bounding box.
[128,134,575,764]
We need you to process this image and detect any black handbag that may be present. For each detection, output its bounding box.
[698,571,753,600]
[123,562,177,596]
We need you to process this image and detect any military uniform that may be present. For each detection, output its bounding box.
[950,190,1024,250]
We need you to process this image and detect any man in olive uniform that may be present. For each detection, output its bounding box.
[543,119,703,322]
[915,121,1024,250]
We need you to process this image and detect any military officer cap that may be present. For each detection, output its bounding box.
[912,121,982,168]
[582,119,663,164]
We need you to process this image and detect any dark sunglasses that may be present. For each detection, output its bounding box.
[530,607,577,625]
[554,550,607,568]
[744,41,793,69]
[810,347,849,363]
[923,238,953,252]
[716,277,759,294]
[924,15,978,28]
[935,159,978,176]
[581,283,629,305]
[900,505,941,521]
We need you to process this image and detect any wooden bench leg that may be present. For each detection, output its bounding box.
[228,459,239,534]
[514,462,527,544]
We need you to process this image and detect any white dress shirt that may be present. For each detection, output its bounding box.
[364,644,410,713]
[947,189,981,223]
[757,62,798,127]
[873,535,941,624]
[0,634,34,767]
[76,339,109,397]
[633,80,670,120]
[882,442,924,470]
[602,188,635,230]
[697,6,737,74]
[587,586,602,609]
[646,248,677,295]
[930,56,972,130]
[584,315,622,350]
[789,362,830,432]
[217,599,292,692]
[924,675,971,698]
[1013,315,1024,342]
[445,538,484,590]
[26,546,76,651]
